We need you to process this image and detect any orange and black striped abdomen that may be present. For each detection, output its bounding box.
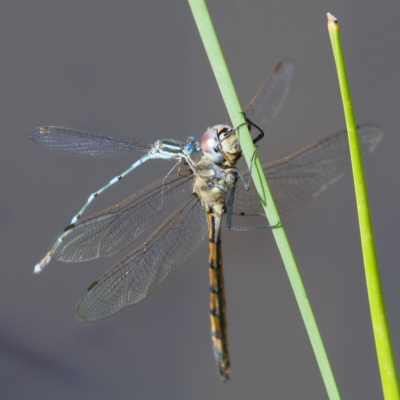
[207,213,230,381]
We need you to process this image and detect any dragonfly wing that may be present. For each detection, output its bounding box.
[50,170,193,262]
[266,124,383,212]
[230,124,383,227]
[76,195,207,321]
[31,126,154,157]
[242,59,295,133]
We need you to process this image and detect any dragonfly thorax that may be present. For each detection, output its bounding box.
[193,158,237,215]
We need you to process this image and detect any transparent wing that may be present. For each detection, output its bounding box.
[30,126,156,157]
[49,170,193,262]
[76,195,207,321]
[230,124,383,227]
[242,59,295,134]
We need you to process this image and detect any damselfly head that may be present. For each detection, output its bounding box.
[183,136,201,155]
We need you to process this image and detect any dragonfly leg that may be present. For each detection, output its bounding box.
[231,149,257,192]
[230,114,265,145]
[246,118,264,145]
[225,184,280,231]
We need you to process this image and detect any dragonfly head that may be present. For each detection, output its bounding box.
[201,125,241,166]
[201,126,226,163]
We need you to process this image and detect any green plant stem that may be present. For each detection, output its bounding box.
[188,1,341,398]
[327,12,399,400]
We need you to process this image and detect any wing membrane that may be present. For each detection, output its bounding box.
[242,59,295,134]
[50,170,193,262]
[230,124,383,227]
[76,195,207,321]
[31,126,154,157]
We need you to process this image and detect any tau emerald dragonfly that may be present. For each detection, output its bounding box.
[31,59,382,380]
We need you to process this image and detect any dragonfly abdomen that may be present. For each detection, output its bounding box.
[207,213,230,381]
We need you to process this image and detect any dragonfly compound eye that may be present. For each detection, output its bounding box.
[201,128,225,163]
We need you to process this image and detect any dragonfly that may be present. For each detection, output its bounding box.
[31,59,383,380]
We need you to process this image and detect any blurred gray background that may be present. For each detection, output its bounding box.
[1,1,399,399]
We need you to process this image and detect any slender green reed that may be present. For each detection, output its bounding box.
[327,12,399,400]
[187,1,341,398]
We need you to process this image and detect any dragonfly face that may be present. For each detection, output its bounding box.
[31,58,383,381]
[201,124,242,167]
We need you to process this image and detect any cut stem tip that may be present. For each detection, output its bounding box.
[327,12,338,28]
